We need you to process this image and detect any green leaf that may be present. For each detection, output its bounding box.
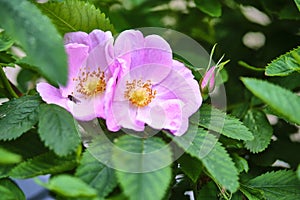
[0,31,14,52]
[199,104,254,141]
[0,95,41,140]
[112,134,173,172]
[195,0,222,17]
[232,153,249,173]
[0,131,49,178]
[38,104,81,156]
[295,0,300,11]
[265,46,300,76]
[116,167,172,200]
[241,78,300,125]
[113,135,172,200]
[0,178,25,200]
[36,0,115,35]
[0,165,14,179]
[243,110,273,153]
[178,153,202,183]
[0,0,68,85]
[9,151,77,179]
[0,52,17,66]
[272,72,300,91]
[245,170,300,200]
[0,147,22,164]
[75,151,117,198]
[39,174,98,198]
[169,127,239,193]
[231,191,245,200]
[239,185,265,200]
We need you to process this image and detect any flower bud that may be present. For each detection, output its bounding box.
[200,66,217,96]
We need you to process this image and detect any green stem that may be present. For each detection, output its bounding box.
[0,66,19,99]
[238,61,265,71]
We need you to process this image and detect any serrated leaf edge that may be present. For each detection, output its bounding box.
[8,151,77,179]
[265,46,300,76]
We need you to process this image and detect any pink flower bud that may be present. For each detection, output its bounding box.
[200,66,217,94]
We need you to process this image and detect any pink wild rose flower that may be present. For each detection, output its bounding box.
[37,30,115,120]
[105,30,202,136]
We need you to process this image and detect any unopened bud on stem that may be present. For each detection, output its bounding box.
[200,65,217,95]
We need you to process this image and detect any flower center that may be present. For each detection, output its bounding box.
[74,67,106,97]
[124,80,156,107]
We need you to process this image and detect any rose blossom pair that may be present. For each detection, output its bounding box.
[37,29,202,136]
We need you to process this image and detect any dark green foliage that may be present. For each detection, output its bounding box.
[0,95,41,140]
[0,178,25,200]
[169,126,239,193]
[75,151,118,198]
[9,151,78,179]
[242,78,300,125]
[38,104,81,156]
[243,170,300,200]
[0,32,14,52]
[0,0,68,85]
[265,46,300,76]
[113,135,172,200]
[36,0,115,35]
[199,104,254,141]
[243,109,273,153]
[39,174,98,198]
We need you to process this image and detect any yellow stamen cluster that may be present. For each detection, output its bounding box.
[73,67,106,97]
[124,79,156,107]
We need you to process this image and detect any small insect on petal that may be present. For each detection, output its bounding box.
[67,95,81,104]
